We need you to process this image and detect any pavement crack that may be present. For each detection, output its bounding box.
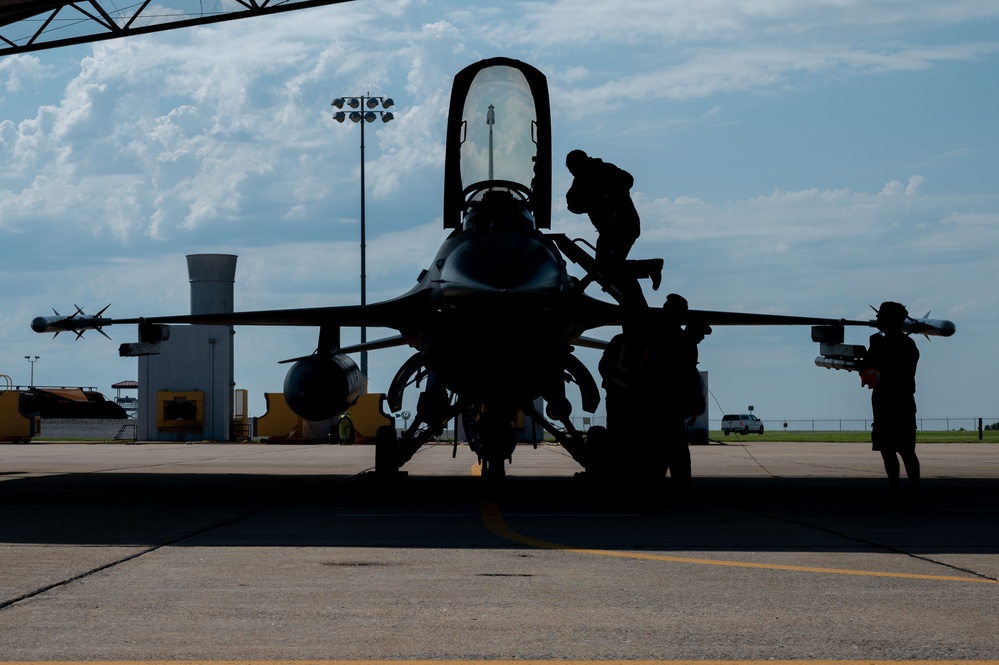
[0,505,269,612]
[753,509,999,583]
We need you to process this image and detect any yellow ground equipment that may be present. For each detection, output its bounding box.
[0,374,41,443]
[256,392,394,443]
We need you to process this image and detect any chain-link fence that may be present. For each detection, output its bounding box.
[745,418,997,432]
[567,416,999,433]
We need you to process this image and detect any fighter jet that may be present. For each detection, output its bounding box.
[32,57,955,478]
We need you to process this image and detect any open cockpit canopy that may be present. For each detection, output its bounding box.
[443,58,551,230]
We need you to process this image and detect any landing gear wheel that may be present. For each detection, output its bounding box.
[375,425,400,476]
[481,457,506,479]
[583,425,613,477]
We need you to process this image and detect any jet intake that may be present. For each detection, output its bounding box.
[283,353,363,422]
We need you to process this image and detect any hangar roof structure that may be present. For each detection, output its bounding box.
[0,0,354,56]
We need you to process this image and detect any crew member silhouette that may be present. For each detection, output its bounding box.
[684,318,712,367]
[860,301,921,504]
[683,318,711,427]
[565,150,663,304]
[644,293,703,494]
[598,307,657,478]
[597,294,703,492]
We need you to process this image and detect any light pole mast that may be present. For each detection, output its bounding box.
[332,94,394,382]
[24,355,39,388]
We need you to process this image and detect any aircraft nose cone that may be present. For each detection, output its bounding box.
[31,317,50,333]
[439,233,566,298]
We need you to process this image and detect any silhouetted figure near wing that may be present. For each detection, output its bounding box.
[598,307,657,480]
[565,150,663,305]
[644,293,703,495]
[860,301,921,504]
[684,318,712,367]
[683,317,711,427]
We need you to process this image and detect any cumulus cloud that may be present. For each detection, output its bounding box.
[879,175,927,197]
[2,0,997,420]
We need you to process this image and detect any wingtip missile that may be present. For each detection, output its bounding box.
[859,316,955,338]
[31,304,112,339]
[867,304,956,338]
[904,316,956,338]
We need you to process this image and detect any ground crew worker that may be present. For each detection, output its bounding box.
[683,318,712,426]
[598,308,657,478]
[860,301,921,504]
[642,294,702,494]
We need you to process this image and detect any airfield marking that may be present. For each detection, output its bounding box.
[9,659,999,665]
[470,464,997,585]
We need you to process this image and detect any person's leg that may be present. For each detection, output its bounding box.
[665,420,691,494]
[628,258,665,290]
[880,450,901,494]
[900,450,921,499]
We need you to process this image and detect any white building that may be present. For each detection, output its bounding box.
[135,254,236,441]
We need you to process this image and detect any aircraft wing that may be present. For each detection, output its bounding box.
[567,302,955,350]
[689,310,869,328]
[690,309,955,337]
[32,288,433,343]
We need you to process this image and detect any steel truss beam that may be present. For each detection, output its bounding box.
[0,0,355,56]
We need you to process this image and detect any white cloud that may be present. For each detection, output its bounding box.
[2,0,997,422]
[492,1,999,46]
[879,175,926,197]
[0,53,49,93]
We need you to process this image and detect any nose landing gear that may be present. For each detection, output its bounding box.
[465,407,516,480]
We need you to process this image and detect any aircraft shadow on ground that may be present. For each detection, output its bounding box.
[1,472,997,553]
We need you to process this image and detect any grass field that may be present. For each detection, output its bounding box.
[710,430,999,443]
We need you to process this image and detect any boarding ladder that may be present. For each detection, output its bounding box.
[549,234,643,306]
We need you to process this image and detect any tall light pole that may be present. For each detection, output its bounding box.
[24,355,39,388]
[331,94,394,382]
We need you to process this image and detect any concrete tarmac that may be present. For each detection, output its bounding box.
[1,439,997,662]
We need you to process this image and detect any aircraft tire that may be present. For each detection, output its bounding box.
[481,457,506,479]
[375,425,399,475]
[584,425,611,474]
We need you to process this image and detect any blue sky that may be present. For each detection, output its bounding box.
[1,1,997,427]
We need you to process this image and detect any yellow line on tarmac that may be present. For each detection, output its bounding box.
[0,659,999,665]
[472,465,996,585]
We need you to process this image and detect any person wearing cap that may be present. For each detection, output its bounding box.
[860,301,921,503]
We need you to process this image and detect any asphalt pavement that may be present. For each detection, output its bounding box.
[1,440,997,662]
